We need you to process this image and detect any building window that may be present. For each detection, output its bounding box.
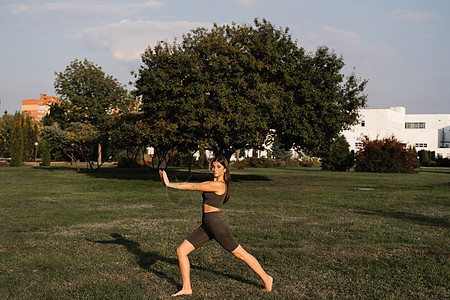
[361,120,365,127]
[405,122,425,129]
[414,143,427,148]
[355,142,364,148]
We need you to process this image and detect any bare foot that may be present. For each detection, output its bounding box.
[264,276,273,292]
[171,289,193,297]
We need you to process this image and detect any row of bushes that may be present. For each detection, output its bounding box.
[231,157,321,169]
[418,150,450,167]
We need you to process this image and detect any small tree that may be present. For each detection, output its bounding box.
[355,136,419,173]
[0,113,14,158]
[321,135,354,171]
[40,141,51,166]
[10,114,24,167]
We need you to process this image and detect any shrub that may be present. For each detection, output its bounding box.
[436,156,450,167]
[418,150,437,166]
[246,157,275,168]
[10,114,23,167]
[299,157,321,168]
[232,160,248,170]
[355,136,419,173]
[40,142,51,167]
[321,135,354,171]
[117,157,142,168]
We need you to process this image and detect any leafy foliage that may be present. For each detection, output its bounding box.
[21,113,40,161]
[52,59,129,126]
[44,59,130,168]
[0,113,15,158]
[40,141,51,166]
[106,113,150,168]
[355,136,419,173]
[135,19,367,161]
[321,135,354,171]
[1,113,39,162]
[10,114,24,167]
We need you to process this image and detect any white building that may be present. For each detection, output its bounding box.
[342,107,450,158]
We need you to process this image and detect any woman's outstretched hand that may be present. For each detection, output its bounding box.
[159,170,170,187]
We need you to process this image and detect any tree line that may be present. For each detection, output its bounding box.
[2,19,369,170]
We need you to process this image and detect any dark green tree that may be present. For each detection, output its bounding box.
[10,114,24,167]
[0,113,14,158]
[40,141,51,167]
[107,113,150,168]
[273,45,368,154]
[135,19,367,161]
[136,41,205,168]
[21,113,40,161]
[320,135,354,171]
[47,59,129,168]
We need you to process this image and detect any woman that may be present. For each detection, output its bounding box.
[159,157,273,297]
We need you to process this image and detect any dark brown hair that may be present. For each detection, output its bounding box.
[213,156,231,204]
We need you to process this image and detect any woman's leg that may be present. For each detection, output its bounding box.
[231,245,273,291]
[172,239,196,297]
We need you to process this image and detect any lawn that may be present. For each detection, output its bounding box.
[0,165,448,299]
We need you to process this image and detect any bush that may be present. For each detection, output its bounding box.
[436,156,450,167]
[117,157,141,168]
[321,135,354,171]
[355,136,419,173]
[246,157,275,168]
[40,142,51,167]
[232,157,275,169]
[418,150,436,166]
[299,157,320,168]
[10,115,24,167]
[232,160,248,170]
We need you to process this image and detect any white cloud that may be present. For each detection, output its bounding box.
[7,1,162,17]
[72,19,213,62]
[391,10,437,23]
[298,26,398,70]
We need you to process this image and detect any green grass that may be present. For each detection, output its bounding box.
[0,166,449,299]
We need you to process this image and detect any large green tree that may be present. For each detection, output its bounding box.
[274,46,368,153]
[135,19,367,160]
[135,41,205,167]
[46,59,130,168]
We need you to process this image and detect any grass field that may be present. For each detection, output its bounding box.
[0,165,449,299]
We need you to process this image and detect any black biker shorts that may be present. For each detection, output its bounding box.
[186,212,239,253]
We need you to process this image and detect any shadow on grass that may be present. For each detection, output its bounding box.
[33,166,272,182]
[87,233,261,290]
[31,166,81,172]
[355,210,450,228]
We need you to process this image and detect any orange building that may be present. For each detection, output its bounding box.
[21,94,59,121]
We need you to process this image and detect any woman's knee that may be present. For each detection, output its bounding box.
[177,240,195,257]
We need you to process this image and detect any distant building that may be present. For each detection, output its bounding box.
[21,94,59,121]
[341,107,450,158]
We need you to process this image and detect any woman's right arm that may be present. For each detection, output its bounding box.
[159,170,225,193]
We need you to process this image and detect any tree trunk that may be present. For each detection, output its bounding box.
[97,142,102,167]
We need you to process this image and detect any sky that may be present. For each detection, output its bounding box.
[1,0,449,114]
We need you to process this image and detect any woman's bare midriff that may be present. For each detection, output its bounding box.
[203,203,221,213]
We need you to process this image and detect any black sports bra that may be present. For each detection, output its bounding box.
[202,184,227,209]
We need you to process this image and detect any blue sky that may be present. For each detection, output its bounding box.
[1,0,449,114]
